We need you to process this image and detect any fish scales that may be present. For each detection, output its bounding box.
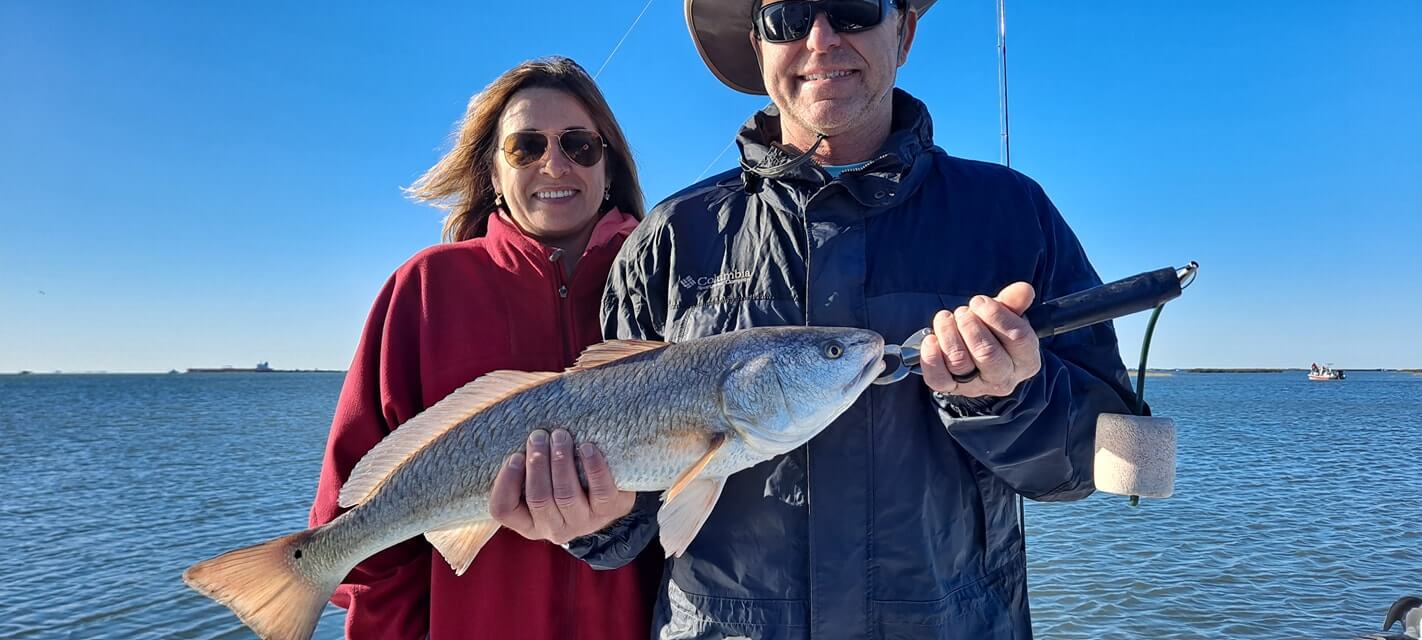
[305,341,733,563]
[182,326,885,640]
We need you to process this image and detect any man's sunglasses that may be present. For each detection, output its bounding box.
[501,129,607,169]
[753,0,895,44]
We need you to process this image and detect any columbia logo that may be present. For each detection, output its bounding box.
[678,270,753,291]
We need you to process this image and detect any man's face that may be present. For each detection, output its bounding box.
[751,0,916,138]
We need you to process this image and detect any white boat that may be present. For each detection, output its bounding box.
[1308,363,1345,380]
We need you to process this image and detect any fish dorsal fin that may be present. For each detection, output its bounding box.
[338,370,558,508]
[570,339,668,371]
[426,519,502,576]
[658,477,725,558]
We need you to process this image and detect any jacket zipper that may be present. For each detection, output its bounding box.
[799,194,816,634]
[799,167,888,635]
[550,246,582,636]
[548,247,576,366]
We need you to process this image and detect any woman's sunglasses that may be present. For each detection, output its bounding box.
[753,0,893,44]
[501,129,607,169]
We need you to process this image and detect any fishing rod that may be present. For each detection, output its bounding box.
[874,263,1200,385]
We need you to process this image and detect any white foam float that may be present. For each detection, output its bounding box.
[1093,413,1176,501]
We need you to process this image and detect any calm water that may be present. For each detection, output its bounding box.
[1,371,1418,639]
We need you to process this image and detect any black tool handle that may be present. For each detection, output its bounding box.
[1024,267,1183,338]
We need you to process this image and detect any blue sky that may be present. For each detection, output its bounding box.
[2,1,1419,372]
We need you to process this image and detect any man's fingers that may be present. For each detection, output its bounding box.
[955,303,1012,384]
[994,281,1035,316]
[523,429,565,529]
[549,429,591,521]
[920,310,966,393]
[918,328,955,394]
[489,453,534,534]
[970,294,1039,369]
[933,309,976,376]
[580,443,621,509]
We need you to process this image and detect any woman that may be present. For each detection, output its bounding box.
[308,57,661,639]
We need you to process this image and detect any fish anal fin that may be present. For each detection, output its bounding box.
[570,339,668,370]
[426,520,502,576]
[338,370,559,508]
[663,433,725,504]
[658,477,725,558]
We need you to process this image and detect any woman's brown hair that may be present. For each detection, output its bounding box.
[407,57,645,242]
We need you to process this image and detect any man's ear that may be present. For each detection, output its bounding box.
[897,6,919,66]
[749,29,763,66]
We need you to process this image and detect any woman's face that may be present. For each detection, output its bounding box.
[492,87,608,247]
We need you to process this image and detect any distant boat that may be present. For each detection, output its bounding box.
[1308,363,1345,381]
[186,361,275,374]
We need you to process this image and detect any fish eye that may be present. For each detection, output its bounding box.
[822,341,844,359]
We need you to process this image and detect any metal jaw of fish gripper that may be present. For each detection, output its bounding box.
[872,262,1199,386]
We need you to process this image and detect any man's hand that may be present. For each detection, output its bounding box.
[918,281,1041,398]
[489,428,636,545]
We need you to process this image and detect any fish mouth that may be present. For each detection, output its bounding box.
[846,331,886,392]
[848,355,885,393]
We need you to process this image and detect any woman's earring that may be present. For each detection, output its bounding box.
[603,187,611,202]
[494,193,505,209]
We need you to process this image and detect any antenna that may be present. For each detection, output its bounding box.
[997,0,1011,168]
[995,0,1027,550]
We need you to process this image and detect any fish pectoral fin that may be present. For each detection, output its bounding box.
[657,477,725,558]
[425,520,501,576]
[663,432,725,504]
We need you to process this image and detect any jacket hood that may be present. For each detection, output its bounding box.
[736,88,935,190]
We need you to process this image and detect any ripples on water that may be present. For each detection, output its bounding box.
[1027,372,1422,639]
[1,371,1418,638]
[0,373,349,639]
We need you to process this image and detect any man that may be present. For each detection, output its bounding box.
[491,0,1137,637]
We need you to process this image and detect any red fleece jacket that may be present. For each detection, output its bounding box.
[309,209,661,639]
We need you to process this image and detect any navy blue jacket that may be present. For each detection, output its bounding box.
[571,90,1136,639]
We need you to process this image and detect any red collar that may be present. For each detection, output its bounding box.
[484,208,637,262]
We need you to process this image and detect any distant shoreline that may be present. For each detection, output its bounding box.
[183,368,345,374]
[10,368,1421,376]
[1148,368,1422,374]
[7,369,345,376]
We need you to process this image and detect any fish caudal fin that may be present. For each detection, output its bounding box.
[425,519,501,576]
[182,529,336,640]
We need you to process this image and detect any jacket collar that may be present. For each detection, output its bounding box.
[484,207,638,265]
[735,88,935,206]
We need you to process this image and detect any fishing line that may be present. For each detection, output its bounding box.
[696,138,741,181]
[695,100,776,182]
[594,0,657,80]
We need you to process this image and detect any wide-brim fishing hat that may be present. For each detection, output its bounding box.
[685,0,938,95]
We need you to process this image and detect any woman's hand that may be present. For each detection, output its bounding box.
[489,428,636,545]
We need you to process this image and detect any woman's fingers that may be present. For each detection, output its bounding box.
[489,453,534,535]
[522,429,567,534]
[549,429,592,526]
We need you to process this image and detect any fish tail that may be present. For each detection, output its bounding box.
[182,528,336,640]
